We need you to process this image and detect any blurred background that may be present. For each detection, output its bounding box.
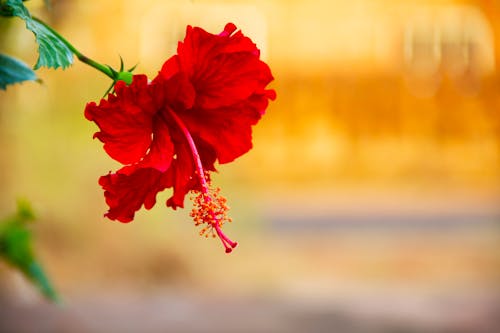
[1,0,499,332]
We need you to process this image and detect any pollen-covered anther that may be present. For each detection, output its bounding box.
[190,182,237,253]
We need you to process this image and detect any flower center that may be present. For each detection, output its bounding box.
[166,109,237,253]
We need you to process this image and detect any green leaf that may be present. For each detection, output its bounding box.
[0,53,38,89]
[5,0,74,69]
[16,198,36,221]
[27,261,58,302]
[0,3,14,17]
[0,200,59,302]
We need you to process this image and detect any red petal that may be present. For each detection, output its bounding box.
[86,75,175,172]
[99,166,168,222]
[180,92,274,164]
[156,55,180,80]
[164,137,196,209]
[85,75,155,165]
[171,24,274,109]
[139,116,174,172]
[152,72,195,111]
[195,53,273,109]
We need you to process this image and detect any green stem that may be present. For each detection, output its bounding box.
[32,16,115,80]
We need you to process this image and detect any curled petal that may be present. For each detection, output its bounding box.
[85,75,156,165]
[99,166,168,222]
[86,75,176,172]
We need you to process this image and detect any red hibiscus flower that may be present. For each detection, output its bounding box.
[84,23,275,253]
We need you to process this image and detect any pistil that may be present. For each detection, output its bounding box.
[166,109,237,253]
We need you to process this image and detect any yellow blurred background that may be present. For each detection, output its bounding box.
[1,0,499,332]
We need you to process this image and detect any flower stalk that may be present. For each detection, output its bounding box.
[32,16,131,84]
